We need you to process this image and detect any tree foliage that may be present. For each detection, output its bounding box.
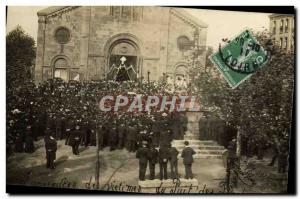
[6,26,36,89]
[192,30,294,146]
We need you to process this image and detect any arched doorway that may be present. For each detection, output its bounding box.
[53,58,69,81]
[105,34,142,81]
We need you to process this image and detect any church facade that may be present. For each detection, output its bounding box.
[35,6,208,84]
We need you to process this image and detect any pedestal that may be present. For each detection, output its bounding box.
[138,178,199,193]
[184,111,202,140]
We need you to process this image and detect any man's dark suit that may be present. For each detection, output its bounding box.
[181,146,196,179]
[169,147,179,179]
[136,146,149,181]
[158,147,170,180]
[148,147,158,180]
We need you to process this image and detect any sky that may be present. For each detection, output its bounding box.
[6,6,271,50]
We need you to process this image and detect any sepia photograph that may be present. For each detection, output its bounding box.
[6,6,295,194]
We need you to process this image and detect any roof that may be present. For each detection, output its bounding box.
[269,13,294,19]
[37,6,208,28]
[170,8,208,28]
[37,6,71,16]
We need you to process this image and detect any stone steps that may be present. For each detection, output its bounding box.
[177,149,224,155]
[172,139,226,159]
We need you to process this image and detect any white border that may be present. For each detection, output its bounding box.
[2,1,299,199]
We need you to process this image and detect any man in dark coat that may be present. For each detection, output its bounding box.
[169,144,179,179]
[278,139,289,173]
[55,116,63,140]
[109,124,118,151]
[14,133,24,153]
[97,125,105,149]
[24,126,35,153]
[117,123,126,149]
[45,133,57,169]
[158,146,170,180]
[136,141,150,181]
[127,125,137,152]
[64,118,74,145]
[170,114,180,140]
[89,121,97,146]
[68,125,82,155]
[148,145,158,180]
[151,119,161,147]
[159,127,172,148]
[181,141,196,179]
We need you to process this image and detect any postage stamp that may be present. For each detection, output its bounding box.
[211,29,269,88]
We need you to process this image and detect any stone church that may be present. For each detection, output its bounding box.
[35,6,208,84]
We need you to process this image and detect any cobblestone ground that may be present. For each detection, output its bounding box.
[7,138,288,194]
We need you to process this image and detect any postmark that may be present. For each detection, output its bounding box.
[211,29,270,88]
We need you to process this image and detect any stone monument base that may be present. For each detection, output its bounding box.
[138,178,199,193]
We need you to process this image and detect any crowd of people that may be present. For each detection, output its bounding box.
[7,78,189,157]
[7,77,289,176]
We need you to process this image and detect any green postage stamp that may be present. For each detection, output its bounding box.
[211,29,269,89]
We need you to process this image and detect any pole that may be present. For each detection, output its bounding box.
[147,70,150,84]
[95,121,100,189]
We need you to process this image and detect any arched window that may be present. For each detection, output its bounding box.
[55,27,71,44]
[53,58,68,81]
[177,36,191,52]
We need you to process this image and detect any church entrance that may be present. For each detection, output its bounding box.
[107,41,139,81]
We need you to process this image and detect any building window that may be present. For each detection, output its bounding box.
[53,58,68,81]
[272,20,276,34]
[284,37,288,49]
[54,27,71,44]
[280,19,284,34]
[177,36,191,51]
[279,38,283,48]
[110,6,142,21]
[285,19,289,33]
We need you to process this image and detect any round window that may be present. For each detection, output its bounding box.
[55,27,71,44]
[177,36,191,51]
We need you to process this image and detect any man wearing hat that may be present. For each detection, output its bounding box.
[44,129,57,169]
[127,124,137,152]
[14,132,24,153]
[169,143,179,179]
[160,125,172,148]
[158,146,170,180]
[117,123,126,149]
[68,125,82,155]
[136,140,150,181]
[24,126,35,153]
[148,145,158,180]
[181,141,196,179]
[109,123,118,151]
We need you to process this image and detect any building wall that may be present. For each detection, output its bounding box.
[269,14,294,52]
[35,6,207,83]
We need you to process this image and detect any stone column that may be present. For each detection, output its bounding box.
[35,15,47,84]
[80,6,91,80]
[184,111,202,140]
